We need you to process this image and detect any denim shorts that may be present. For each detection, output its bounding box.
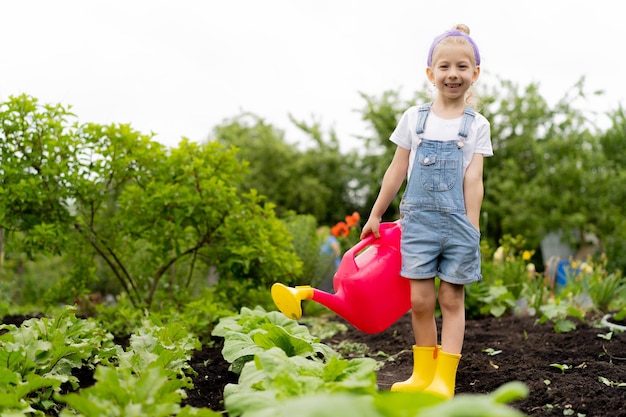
[399,206,482,285]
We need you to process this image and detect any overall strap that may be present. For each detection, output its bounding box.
[458,106,476,139]
[415,102,432,137]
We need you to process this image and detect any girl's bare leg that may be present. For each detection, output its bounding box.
[409,278,437,346]
[438,281,465,354]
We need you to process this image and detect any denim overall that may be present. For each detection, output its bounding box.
[398,103,482,285]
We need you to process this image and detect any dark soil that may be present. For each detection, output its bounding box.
[187,313,626,417]
[4,312,625,416]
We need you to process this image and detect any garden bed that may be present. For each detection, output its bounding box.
[188,313,626,417]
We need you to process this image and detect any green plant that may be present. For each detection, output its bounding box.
[57,365,219,417]
[482,348,503,356]
[224,348,378,417]
[598,376,626,388]
[0,95,302,310]
[0,306,119,415]
[536,298,585,333]
[550,363,572,374]
[55,315,210,416]
[581,257,626,313]
[93,294,148,340]
[212,306,337,374]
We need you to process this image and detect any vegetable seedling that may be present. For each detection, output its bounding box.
[482,347,503,356]
[550,363,572,374]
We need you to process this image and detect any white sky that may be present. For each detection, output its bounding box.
[1,0,623,151]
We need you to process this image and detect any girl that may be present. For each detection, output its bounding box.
[360,24,493,399]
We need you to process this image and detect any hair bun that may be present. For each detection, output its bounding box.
[452,24,470,35]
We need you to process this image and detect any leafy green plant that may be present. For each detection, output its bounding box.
[225,380,529,417]
[224,348,378,417]
[213,307,336,374]
[57,365,219,417]
[467,237,540,319]
[115,318,201,382]
[0,306,119,415]
[478,281,517,318]
[536,298,585,333]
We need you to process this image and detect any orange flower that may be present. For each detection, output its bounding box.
[331,222,350,237]
[331,213,360,238]
[345,212,360,227]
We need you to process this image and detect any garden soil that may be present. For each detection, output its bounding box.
[189,312,626,417]
[3,312,624,416]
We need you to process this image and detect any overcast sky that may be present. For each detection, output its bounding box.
[1,1,622,151]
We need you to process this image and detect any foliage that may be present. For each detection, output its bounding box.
[92,288,234,346]
[57,365,219,417]
[282,214,326,287]
[212,113,361,225]
[0,306,219,416]
[0,95,301,309]
[3,75,626,328]
[225,348,379,417]
[55,315,213,416]
[466,232,625,328]
[212,306,337,374]
[355,89,419,221]
[466,236,542,319]
[557,255,626,314]
[0,306,119,415]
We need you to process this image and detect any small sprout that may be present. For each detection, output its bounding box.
[543,379,551,386]
[523,329,528,340]
[482,347,503,356]
[597,332,613,340]
[550,363,572,374]
[598,376,626,387]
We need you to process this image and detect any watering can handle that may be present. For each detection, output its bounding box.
[342,222,398,275]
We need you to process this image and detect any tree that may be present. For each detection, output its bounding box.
[211,113,361,225]
[0,95,301,309]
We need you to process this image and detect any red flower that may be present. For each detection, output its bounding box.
[331,222,350,237]
[331,212,360,238]
[345,212,360,227]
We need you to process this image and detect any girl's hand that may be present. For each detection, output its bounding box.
[360,217,381,239]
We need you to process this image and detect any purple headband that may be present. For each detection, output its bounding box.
[427,29,481,67]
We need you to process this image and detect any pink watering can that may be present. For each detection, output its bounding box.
[271,221,410,334]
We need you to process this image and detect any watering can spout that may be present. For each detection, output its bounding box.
[271,284,314,320]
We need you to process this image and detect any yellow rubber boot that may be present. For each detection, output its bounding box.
[423,350,461,399]
[390,346,438,392]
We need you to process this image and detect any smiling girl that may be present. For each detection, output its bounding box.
[360,24,493,399]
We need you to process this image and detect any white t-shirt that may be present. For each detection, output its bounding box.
[390,106,493,180]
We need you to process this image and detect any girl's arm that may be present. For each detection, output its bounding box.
[361,146,410,239]
[463,153,485,230]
